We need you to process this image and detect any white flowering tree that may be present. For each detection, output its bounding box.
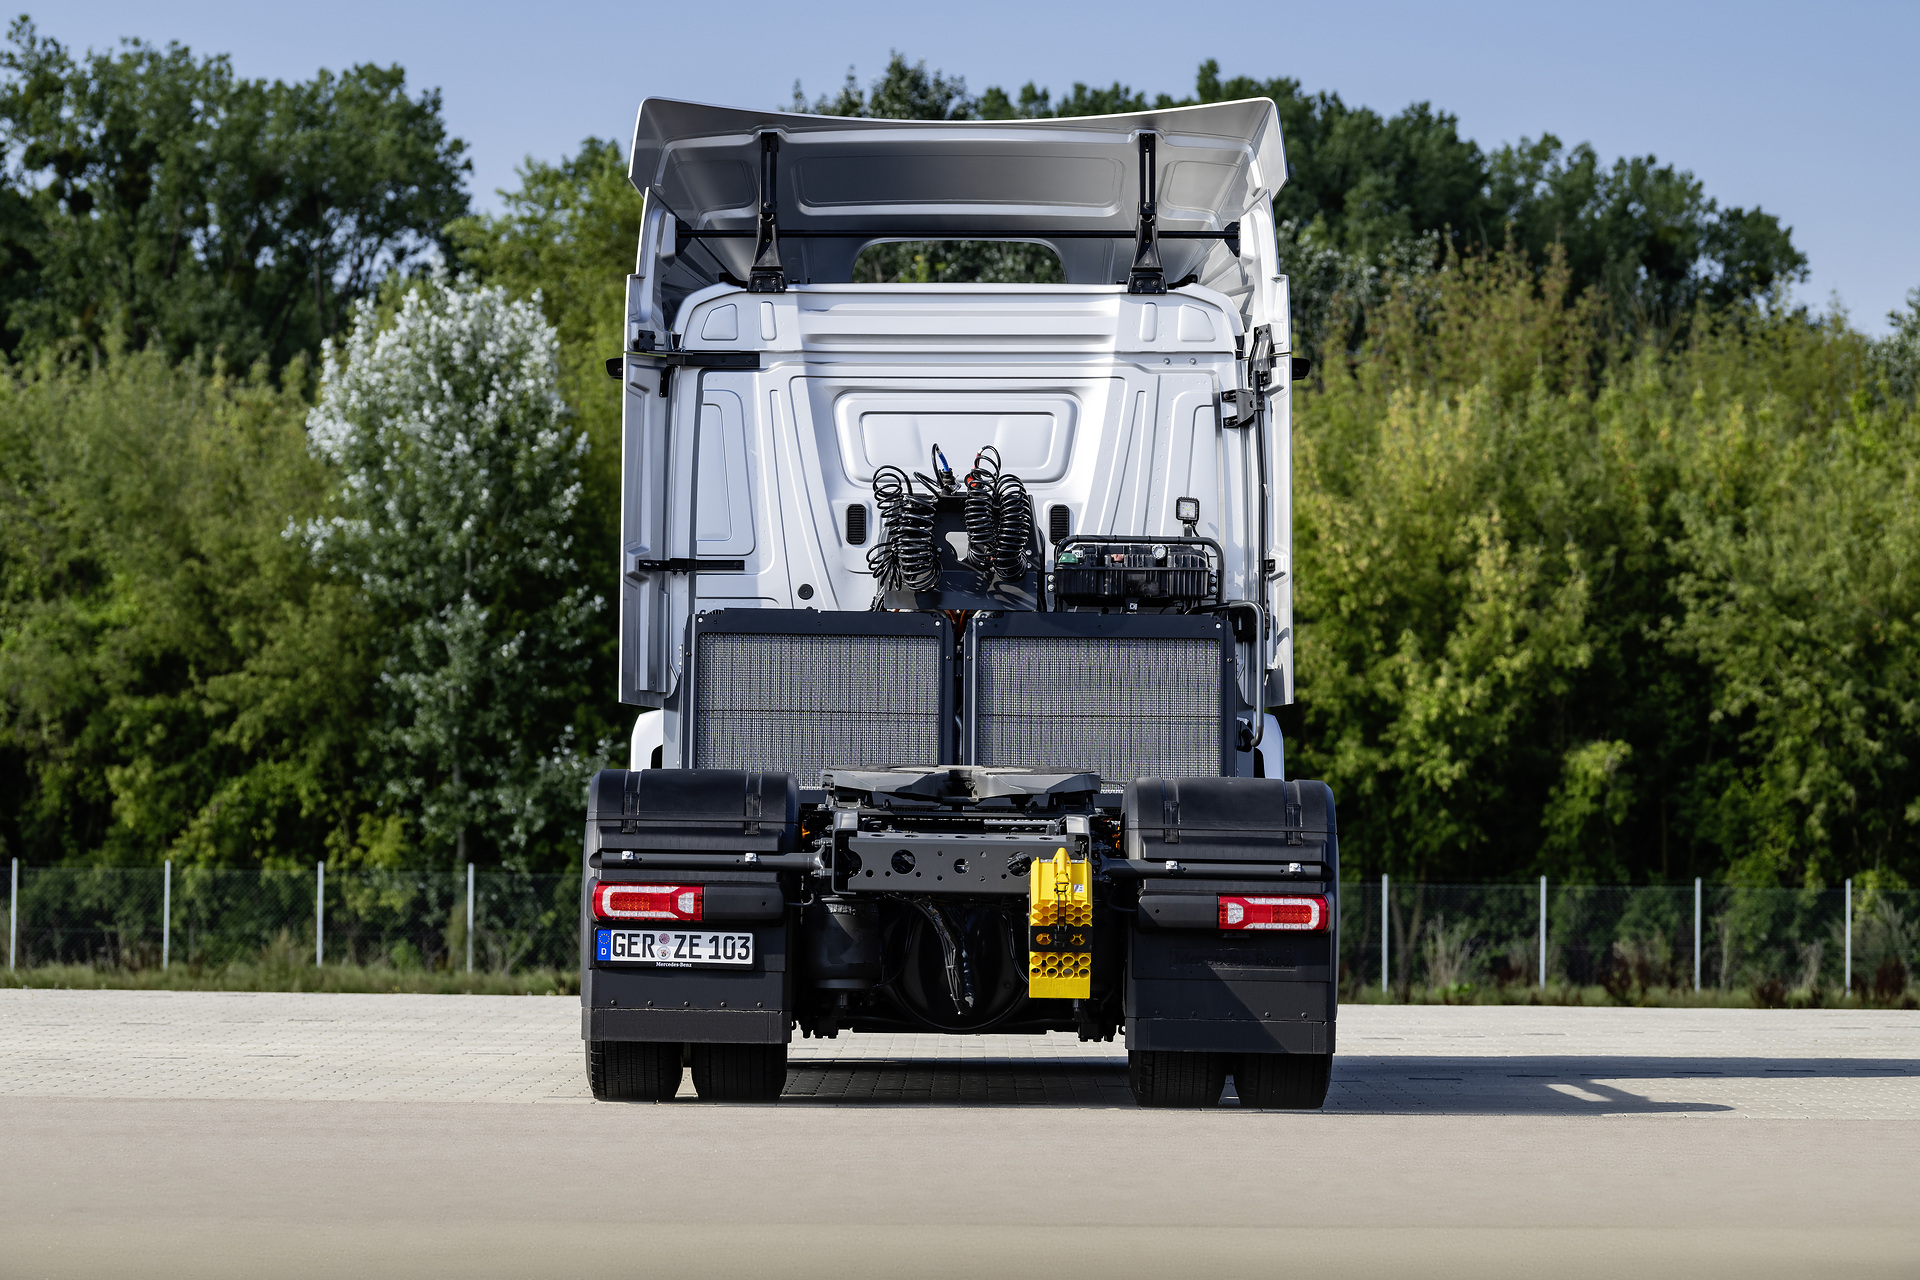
[307,276,603,868]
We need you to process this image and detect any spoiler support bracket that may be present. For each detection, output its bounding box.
[1127,133,1165,295]
[749,132,787,293]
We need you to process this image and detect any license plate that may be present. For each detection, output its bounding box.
[596,928,754,967]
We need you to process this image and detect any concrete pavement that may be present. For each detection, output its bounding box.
[2,990,1915,1278]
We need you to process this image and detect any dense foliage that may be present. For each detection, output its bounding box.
[0,20,468,370]
[2,34,1915,897]
[445,138,638,651]
[305,277,604,868]
[1290,255,1920,890]
[0,350,371,868]
[799,56,1806,337]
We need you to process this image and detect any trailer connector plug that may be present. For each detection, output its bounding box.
[930,443,957,493]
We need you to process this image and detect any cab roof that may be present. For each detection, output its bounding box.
[627,98,1286,290]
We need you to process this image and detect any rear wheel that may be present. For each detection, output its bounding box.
[1233,1052,1332,1109]
[1127,1050,1227,1108]
[586,1040,684,1101]
[689,1042,788,1102]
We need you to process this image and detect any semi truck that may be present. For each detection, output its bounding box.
[581,96,1339,1108]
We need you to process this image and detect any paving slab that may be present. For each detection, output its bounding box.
[1,991,1916,1279]
[2,989,1916,1115]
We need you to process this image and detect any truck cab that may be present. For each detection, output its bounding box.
[582,97,1338,1108]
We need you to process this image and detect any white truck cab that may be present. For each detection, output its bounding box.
[584,98,1336,1109]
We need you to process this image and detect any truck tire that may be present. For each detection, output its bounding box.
[1233,1052,1331,1109]
[1127,1050,1227,1108]
[586,1040,684,1101]
[689,1043,788,1102]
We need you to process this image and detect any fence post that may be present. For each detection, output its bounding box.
[1845,877,1852,998]
[1538,875,1547,989]
[466,862,475,974]
[162,860,172,971]
[8,858,15,971]
[1380,873,1389,993]
[315,861,325,968]
[1693,877,1702,992]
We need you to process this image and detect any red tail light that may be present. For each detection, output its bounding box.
[1218,894,1327,932]
[594,883,702,921]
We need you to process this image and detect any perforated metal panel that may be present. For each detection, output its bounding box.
[967,617,1230,789]
[690,612,951,783]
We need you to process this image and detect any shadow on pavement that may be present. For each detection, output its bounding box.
[728,1054,1919,1111]
[775,1056,1133,1107]
[1324,1054,1916,1115]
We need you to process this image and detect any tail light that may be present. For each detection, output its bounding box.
[1218,894,1326,932]
[594,883,702,922]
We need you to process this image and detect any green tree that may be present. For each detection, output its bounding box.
[1488,137,1807,333]
[795,55,975,120]
[798,54,1805,336]
[1661,314,1920,886]
[1873,288,1920,404]
[448,137,639,703]
[1287,234,1919,888]
[1195,58,1806,334]
[0,350,373,869]
[304,276,606,871]
[791,54,1063,285]
[0,18,469,369]
[1177,59,1806,329]
[1290,252,1609,882]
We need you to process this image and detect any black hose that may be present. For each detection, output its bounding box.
[961,447,999,579]
[865,466,906,599]
[867,464,939,600]
[894,484,939,590]
[911,900,974,1011]
[991,470,1034,584]
[889,985,1032,1036]
[877,900,1033,1035]
[870,445,1032,599]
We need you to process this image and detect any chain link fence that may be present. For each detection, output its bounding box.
[1337,880,1919,1002]
[5,862,580,973]
[5,863,1915,1001]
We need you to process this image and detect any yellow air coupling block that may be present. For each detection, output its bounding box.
[1028,846,1093,999]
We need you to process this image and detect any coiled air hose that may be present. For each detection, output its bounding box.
[960,447,1001,578]
[868,446,1035,603]
[957,445,1034,587]
[867,464,940,604]
[990,468,1034,584]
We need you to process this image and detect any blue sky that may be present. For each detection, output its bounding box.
[40,0,1920,333]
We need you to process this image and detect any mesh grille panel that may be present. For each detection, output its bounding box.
[694,632,944,781]
[973,635,1222,788]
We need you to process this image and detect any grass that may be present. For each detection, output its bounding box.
[1340,982,1918,1010]
[8,968,1911,1007]
[3,926,580,994]
[6,930,1910,1007]
[2,961,579,995]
